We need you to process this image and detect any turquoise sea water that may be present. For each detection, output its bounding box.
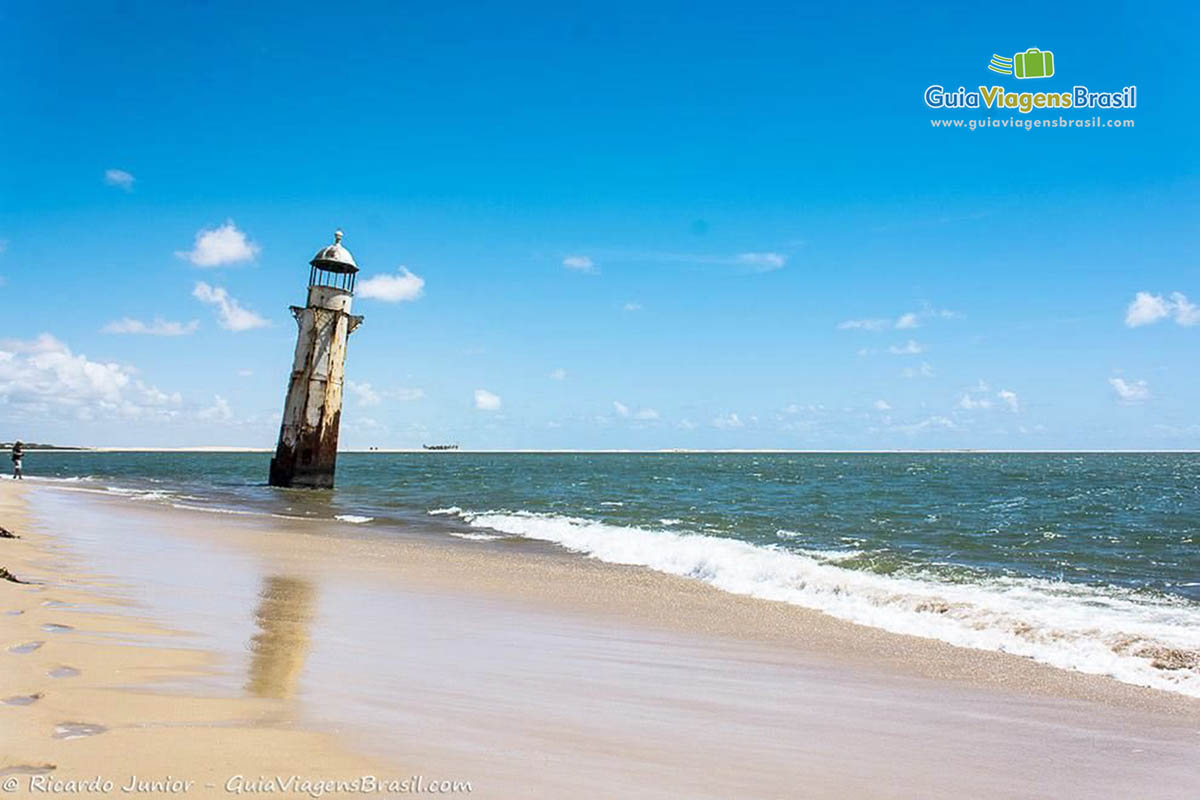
[17,451,1200,696]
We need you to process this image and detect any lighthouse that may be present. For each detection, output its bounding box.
[268,231,363,489]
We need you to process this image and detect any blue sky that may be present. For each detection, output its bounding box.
[1,1,1196,449]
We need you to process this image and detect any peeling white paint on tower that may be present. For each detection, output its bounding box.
[268,231,363,489]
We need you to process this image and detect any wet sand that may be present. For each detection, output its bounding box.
[0,485,394,799]
[2,481,1198,798]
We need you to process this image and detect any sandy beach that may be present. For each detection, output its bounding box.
[1,480,1197,799]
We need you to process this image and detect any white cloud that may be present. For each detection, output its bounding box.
[902,362,935,379]
[237,369,253,377]
[1109,377,1150,404]
[1125,292,1170,327]
[563,255,596,273]
[346,380,382,407]
[894,416,957,435]
[736,252,786,272]
[198,395,233,422]
[602,249,798,272]
[997,389,1020,413]
[782,403,823,415]
[176,221,260,267]
[474,388,502,411]
[837,318,890,331]
[888,339,923,355]
[612,401,660,421]
[873,399,891,411]
[623,302,643,312]
[357,268,425,302]
[549,368,567,380]
[0,334,181,421]
[104,168,135,191]
[101,317,199,336]
[344,416,383,436]
[1170,292,1200,326]
[344,381,422,406]
[1124,291,1199,328]
[192,282,269,331]
[840,307,961,332]
[958,393,992,410]
[712,412,744,429]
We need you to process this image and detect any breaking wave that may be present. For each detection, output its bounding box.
[432,507,1200,697]
[427,507,463,516]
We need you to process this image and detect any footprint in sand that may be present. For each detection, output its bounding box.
[49,666,80,679]
[40,600,74,609]
[8,641,44,654]
[0,764,56,777]
[53,723,107,740]
[3,610,23,616]
[41,623,73,633]
[2,693,43,706]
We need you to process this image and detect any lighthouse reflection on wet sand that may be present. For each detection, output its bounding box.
[268,231,363,489]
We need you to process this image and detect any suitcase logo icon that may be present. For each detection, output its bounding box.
[987,48,1055,79]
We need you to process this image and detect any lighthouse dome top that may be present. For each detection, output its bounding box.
[309,230,359,273]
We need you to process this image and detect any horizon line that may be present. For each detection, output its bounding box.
[24,447,1200,455]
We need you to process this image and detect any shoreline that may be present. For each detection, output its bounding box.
[107,487,1200,715]
[0,483,394,798]
[3,481,1198,798]
[26,465,1199,701]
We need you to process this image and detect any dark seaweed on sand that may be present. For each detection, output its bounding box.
[0,526,17,539]
[0,566,26,583]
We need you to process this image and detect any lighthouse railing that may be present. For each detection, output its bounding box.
[308,266,357,295]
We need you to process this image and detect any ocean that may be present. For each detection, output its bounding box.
[18,450,1200,697]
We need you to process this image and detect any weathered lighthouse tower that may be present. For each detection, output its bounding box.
[268,231,363,489]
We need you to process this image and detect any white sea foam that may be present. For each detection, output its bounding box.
[427,506,463,516]
[334,514,374,524]
[170,502,258,516]
[443,508,1200,697]
[26,475,94,484]
[105,487,172,502]
[775,532,864,563]
[796,547,865,563]
[34,481,178,505]
[449,532,505,542]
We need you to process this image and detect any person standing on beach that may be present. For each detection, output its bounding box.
[11,441,23,480]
